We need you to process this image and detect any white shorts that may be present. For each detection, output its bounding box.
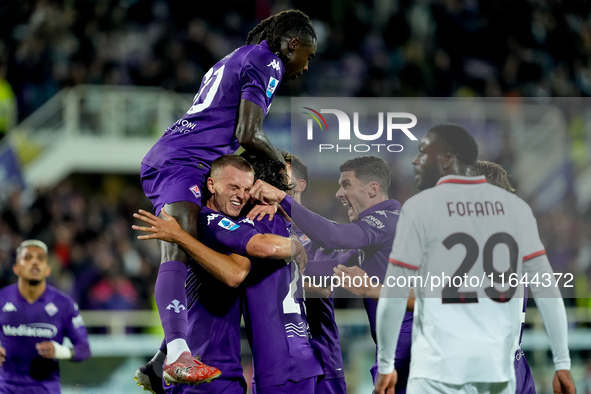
[407,377,516,394]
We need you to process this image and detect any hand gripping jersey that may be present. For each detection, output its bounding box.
[241,216,323,390]
[0,284,90,393]
[142,40,283,170]
[388,175,545,384]
[182,206,261,386]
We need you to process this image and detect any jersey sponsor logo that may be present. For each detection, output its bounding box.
[189,185,202,199]
[266,76,279,98]
[72,314,85,328]
[239,218,255,226]
[2,302,16,312]
[298,234,310,245]
[45,302,58,316]
[166,299,186,314]
[267,59,281,71]
[218,218,239,231]
[361,215,385,229]
[2,323,58,338]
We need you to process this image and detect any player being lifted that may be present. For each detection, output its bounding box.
[133,154,311,392]
[136,9,317,390]
[374,125,575,393]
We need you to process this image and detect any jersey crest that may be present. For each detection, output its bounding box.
[298,234,311,245]
[189,184,202,199]
[44,302,58,316]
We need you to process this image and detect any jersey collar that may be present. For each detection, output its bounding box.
[436,174,487,186]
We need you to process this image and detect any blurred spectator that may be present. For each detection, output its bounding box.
[3,0,591,121]
[0,49,16,142]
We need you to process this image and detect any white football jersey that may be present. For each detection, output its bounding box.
[389,175,545,384]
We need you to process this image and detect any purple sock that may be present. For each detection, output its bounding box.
[155,260,188,344]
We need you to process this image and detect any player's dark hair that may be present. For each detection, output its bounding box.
[282,151,308,194]
[428,124,479,166]
[471,160,515,193]
[210,154,253,179]
[246,9,316,55]
[240,150,291,192]
[339,156,391,195]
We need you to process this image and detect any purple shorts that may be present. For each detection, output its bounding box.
[140,163,209,216]
[315,375,347,394]
[515,354,536,394]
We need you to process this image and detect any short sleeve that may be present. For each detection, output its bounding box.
[388,198,424,270]
[203,214,260,256]
[240,49,283,115]
[520,203,546,262]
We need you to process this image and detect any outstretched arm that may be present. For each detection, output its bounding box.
[236,99,285,164]
[133,209,251,288]
[249,182,368,249]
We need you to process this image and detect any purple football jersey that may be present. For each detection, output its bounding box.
[301,241,346,381]
[294,223,347,385]
[181,206,260,385]
[0,284,90,392]
[281,196,412,391]
[241,215,323,390]
[142,40,283,170]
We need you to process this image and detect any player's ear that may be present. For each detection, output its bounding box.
[294,179,307,193]
[12,263,19,277]
[207,177,215,194]
[287,37,300,53]
[368,182,379,198]
[439,151,455,171]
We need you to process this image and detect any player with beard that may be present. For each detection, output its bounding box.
[132,153,317,392]
[0,240,90,393]
[374,125,575,393]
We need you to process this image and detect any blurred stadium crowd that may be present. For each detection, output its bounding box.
[0,0,590,315]
[3,0,591,122]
